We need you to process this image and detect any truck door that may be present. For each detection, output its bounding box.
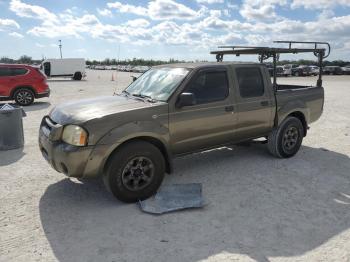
[233,66,274,141]
[169,67,237,155]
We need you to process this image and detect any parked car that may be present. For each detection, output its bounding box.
[94,65,106,70]
[0,64,50,106]
[132,66,150,73]
[309,65,319,76]
[276,66,284,76]
[282,64,298,76]
[292,65,311,76]
[323,66,343,75]
[41,58,85,80]
[341,65,350,75]
[39,62,324,202]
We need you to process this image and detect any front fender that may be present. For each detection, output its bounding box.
[97,120,170,146]
[82,120,171,178]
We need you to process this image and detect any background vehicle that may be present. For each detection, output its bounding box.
[309,65,319,76]
[292,65,311,76]
[276,66,284,76]
[341,65,350,75]
[323,66,343,75]
[0,64,49,106]
[282,64,298,76]
[41,58,85,80]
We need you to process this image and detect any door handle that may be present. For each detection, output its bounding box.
[225,105,234,112]
[260,101,269,106]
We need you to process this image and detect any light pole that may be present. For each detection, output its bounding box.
[58,40,62,59]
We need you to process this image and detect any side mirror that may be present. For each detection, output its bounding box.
[176,92,196,108]
[131,76,137,82]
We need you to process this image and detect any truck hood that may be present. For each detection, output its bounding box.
[50,95,157,125]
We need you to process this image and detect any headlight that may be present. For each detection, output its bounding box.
[61,125,88,146]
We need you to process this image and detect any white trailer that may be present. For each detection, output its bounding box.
[41,58,85,80]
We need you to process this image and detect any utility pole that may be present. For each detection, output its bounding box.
[58,40,62,59]
[117,44,120,64]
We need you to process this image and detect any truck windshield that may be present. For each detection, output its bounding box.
[125,68,189,101]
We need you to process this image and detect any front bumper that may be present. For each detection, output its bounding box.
[38,116,106,178]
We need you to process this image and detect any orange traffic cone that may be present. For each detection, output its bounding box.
[111,73,115,81]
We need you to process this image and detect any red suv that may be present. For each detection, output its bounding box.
[0,64,50,106]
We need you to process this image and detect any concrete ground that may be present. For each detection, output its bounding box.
[0,70,350,262]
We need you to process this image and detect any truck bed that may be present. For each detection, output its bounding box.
[275,84,324,125]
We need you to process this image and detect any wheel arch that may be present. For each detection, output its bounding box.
[287,111,307,136]
[11,85,37,98]
[103,136,173,175]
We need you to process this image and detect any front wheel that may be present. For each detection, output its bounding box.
[267,116,304,158]
[73,72,82,80]
[14,88,34,106]
[103,140,165,203]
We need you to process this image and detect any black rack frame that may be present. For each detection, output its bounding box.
[210,41,331,88]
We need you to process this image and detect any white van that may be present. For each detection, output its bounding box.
[41,58,85,80]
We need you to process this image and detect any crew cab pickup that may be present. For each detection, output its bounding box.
[39,62,324,202]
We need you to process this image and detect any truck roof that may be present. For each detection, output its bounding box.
[154,61,262,70]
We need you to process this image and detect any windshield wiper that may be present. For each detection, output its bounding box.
[122,90,130,96]
[132,93,157,103]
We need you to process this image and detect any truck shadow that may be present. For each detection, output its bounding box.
[39,145,350,262]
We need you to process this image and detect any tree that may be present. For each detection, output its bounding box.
[0,57,14,63]
[18,55,33,64]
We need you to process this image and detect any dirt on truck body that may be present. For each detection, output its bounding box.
[39,41,328,202]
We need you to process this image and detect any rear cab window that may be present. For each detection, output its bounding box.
[236,67,265,98]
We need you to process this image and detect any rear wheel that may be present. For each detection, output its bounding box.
[14,88,34,106]
[73,72,82,80]
[267,116,304,158]
[103,140,165,203]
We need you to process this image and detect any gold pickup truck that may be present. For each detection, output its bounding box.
[39,61,324,202]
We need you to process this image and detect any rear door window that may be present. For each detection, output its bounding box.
[11,68,28,76]
[0,67,11,77]
[236,67,264,98]
[185,70,229,104]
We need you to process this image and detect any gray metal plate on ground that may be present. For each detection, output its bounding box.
[139,183,204,214]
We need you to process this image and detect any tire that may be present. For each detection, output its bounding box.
[267,116,304,158]
[103,140,166,203]
[14,88,34,106]
[73,72,82,80]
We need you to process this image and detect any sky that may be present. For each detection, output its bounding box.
[0,0,350,61]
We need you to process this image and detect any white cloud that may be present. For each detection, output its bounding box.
[0,18,20,30]
[9,31,24,38]
[291,0,350,10]
[35,43,45,47]
[107,2,148,16]
[97,8,112,17]
[6,0,350,59]
[239,0,288,21]
[197,0,224,4]
[107,0,204,20]
[10,0,57,22]
[125,19,150,28]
